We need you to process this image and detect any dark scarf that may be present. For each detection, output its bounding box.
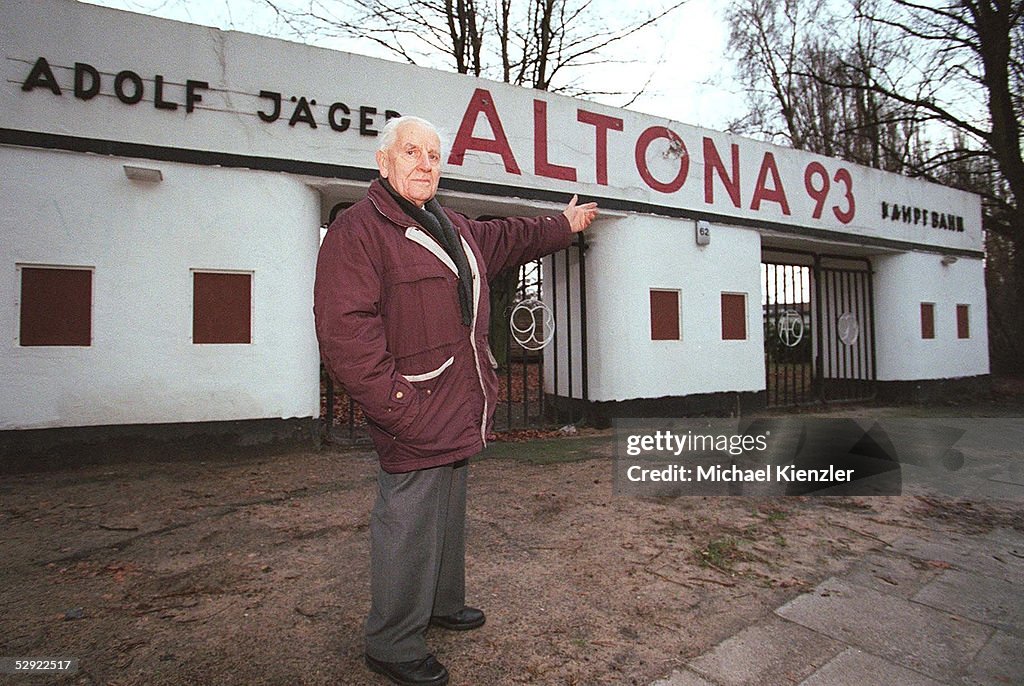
[381,177,474,326]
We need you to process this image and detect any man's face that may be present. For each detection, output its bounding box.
[376,122,442,207]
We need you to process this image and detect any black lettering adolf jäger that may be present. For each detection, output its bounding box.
[21,56,208,112]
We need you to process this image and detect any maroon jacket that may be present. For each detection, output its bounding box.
[314,179,574,473]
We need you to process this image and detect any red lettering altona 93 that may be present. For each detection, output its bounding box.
[447,87,856,225]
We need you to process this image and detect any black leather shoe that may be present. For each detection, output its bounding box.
[429,606,486,631]
[365,653,449,686]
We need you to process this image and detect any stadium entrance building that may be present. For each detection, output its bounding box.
[1,0,988,457]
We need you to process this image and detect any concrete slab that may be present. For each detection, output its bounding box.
[913,568,1024,636]
[892,418,1024,503]
[960,479,1024,502]
[797,648,946,686]
[687,616,845,686]
[776,577,992,683]
[981,526,1024,548]
[649,668,717,686]
[888,533,1024,581]
[842,551,941,599]
[986,465,1024,487]
[962,629,1024,686]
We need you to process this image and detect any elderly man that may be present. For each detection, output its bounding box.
[314,115,597,686]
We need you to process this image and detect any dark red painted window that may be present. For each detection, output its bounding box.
[193,272,252,344]
[721,293,747,340]
[921,302,935,339]
[650,290,680,340]
[956,304,970,339]
[19,266,92,346]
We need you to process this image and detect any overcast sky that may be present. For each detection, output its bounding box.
[79,0,746,131]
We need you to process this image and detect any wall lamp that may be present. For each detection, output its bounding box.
[940,254,958,266]
[123,165,163,182]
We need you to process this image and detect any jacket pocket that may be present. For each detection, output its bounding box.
[394,348,460,448]
[400,355,455,383]
[380,375,420,438]
[382,262,463,355]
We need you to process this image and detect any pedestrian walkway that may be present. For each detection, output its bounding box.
[651,419,1024,686]
[653,524,1024,685]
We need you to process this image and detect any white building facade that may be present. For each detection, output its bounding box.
[1,0,988,456]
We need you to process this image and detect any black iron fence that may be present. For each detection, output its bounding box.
[485,233,590,431]
[763,251,876,408]
[816,261,877,403]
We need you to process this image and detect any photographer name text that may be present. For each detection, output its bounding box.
[625,464,854,483]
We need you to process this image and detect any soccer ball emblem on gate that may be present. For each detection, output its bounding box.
[510,298,555,350]
[837,312,860,346]
[777,310,805,348]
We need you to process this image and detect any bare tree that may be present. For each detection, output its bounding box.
[727,0,1024,373]
[838,0,1024,374]
[257,0,485,72]
[724,0,924,172]
[844,1,1023,237]
[261,0,686,96]
[724,0,813,147]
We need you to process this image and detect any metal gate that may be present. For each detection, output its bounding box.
[763,252,876,407]
[495,235,588,431]
[494,257,546,431]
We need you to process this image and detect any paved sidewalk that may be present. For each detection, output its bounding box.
[652,417,1024,685]
[653,525,1024,685]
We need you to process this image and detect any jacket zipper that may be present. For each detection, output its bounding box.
[462,236,488,447]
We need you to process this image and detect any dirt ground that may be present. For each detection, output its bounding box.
[2,388,1023,685]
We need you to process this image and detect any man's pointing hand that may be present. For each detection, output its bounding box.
[563,194,598,233]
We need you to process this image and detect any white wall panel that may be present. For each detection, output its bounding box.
[873,252,989,380]
[1,147,321,429]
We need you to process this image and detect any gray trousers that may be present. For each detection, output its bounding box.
[365,459,467,661]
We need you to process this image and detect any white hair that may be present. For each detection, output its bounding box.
[378,115,443,153]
